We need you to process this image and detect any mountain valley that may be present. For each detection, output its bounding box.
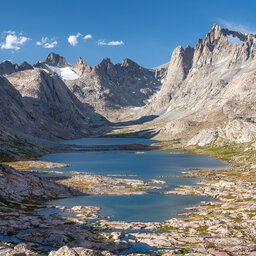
[2,24,256,255]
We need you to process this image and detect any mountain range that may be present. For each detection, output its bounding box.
[1,24,256,160]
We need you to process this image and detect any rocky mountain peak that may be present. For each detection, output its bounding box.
[19,61,33,71]
[2,60,12,65]
[0,60,15,71]
[44,52,69,67]
[91,58,117,84]
[73,57,89,76]
[0,60,32,76]
[120,58,139,67]
[170,45,194,64]
[99,58,112,65]
[154,44,194,108]
[185,44,193,51]
[75,57,87,66]
[203,24,253,47]
[93,58,115,74]
[211,23,222,33]
[222,28,249,43]
[203,24,225,45]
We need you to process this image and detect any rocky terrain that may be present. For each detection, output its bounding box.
[0,51,167,161]
[0,163,75,202]
[3,144,256,256]
[134,24,256,148]
[2,23,256,255]
[4,24,256,151]
[0,65,108,161]
[7,69,106,135]
[102,25,256,152]
[55,174,164,195]
[0,60,33,75]
[67,57,164,119]
[34,52,165,120]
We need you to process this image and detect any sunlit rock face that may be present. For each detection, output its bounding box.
[144,24,256,146]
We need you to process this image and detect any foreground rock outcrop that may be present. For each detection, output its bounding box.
[49,246,113,256]
[0,163,75,201]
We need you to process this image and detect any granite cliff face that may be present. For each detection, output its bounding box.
[35,52,164,120]
[0,75,52,160]
[143,24,256,146]
[2,24,256,255]
[1,52,166,120]
[66,57,163,118]
[0,60,33,75]
[44,52,70,67]
[2,24,256,154]
[7,69,106,134]
[0,51,165,159]
[0,68,107,160]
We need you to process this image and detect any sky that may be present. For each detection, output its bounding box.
[1,0,256,68]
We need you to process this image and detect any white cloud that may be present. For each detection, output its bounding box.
[1,31,30,50]
[83,34,92,40]
[36,37,57,48]
[44,41,58,48]
[4,30,16,35]
[97,40,124,46]
[108,40,124,46]
[97,40,107,46]
[217,18,256,34]
[68,32,82,46]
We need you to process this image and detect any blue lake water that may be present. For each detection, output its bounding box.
[61,137,159,146]
[44,137,228,222]
[50,194,213,222]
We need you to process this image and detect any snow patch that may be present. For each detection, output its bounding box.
[215,57,229,65]
[46,64,80,80]
[227,35,244,45]
[33,67,49,73]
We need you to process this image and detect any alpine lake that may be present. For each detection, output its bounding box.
[42,137,228,223]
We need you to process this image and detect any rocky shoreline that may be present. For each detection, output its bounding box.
[1,141,256,255]
[55,174,164,195]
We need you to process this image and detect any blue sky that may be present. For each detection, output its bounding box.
[1,0,256,68]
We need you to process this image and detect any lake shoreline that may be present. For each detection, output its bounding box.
[1,139,256,255]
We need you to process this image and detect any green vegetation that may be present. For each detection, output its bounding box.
[65,234,75,242]
[197,225,209,232]
[207,242,217,249]
[175,248,189,254]
[158,225,179,231]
